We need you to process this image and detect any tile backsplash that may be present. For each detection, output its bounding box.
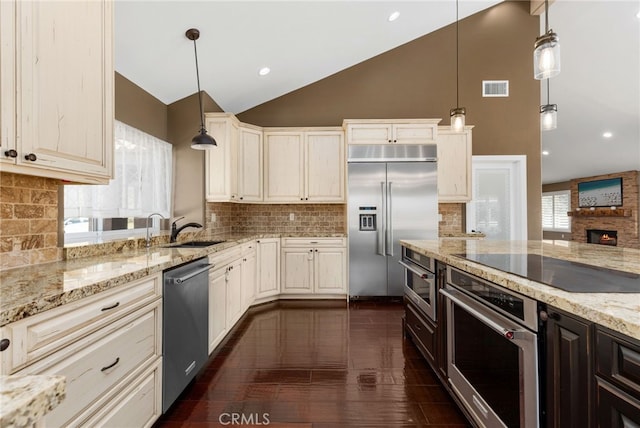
[439,203,465,235]
[0,172,62,269]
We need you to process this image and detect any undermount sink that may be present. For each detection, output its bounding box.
[164,240,226,248]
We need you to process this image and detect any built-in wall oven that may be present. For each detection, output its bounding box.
[400,247,436,321]
[440,266,542,428]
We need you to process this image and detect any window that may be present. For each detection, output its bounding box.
[542,190,571,232]
[64,121,172,244]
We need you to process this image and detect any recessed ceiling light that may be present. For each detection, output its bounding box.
[258,67,270,76]
[388,11,400,22]
[603,131,613,138]
[636,10,640,19]
[542,150,550,156]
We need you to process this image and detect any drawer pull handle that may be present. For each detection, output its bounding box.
[24,153,37,161]
[101,357,120,372]
[101,302,120,311]
[414,324,422,331]
[0,339,10,352]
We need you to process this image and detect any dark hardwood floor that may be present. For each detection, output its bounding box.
[155,301,471,427]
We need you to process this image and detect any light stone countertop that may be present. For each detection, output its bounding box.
[401,239,640,340]
[0,375,66,427]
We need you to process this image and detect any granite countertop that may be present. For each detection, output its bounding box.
[0,375,66,427]
[0,233,347,327]
[401,239,640,340]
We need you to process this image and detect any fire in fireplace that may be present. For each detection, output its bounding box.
[587,229,618,246]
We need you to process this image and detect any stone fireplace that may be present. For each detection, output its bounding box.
[586,229,618,246]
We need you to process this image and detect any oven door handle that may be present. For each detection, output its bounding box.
[440,287,523,340]
[399,260,434,280]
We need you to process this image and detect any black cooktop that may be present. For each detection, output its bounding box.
[453,253,640,293]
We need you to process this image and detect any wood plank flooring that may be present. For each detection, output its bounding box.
[155,301,471,427]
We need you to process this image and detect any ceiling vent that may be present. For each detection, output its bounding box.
[482,80,509,97]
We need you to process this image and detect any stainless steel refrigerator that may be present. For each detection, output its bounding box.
[348,144,438,297]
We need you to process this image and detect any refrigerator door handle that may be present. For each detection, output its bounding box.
[386,182,393,256]
[377,182,386,256]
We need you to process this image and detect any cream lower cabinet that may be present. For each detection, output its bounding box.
[256,238,281,301]
[208,264,228,354]
[437,126,473,202]
[281,238,347,296]
[2,274,163,427]
[0,0,114,183]
[240,242,257,313]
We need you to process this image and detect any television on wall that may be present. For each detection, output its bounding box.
[578,177,623,208]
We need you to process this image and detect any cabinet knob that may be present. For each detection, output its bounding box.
[300,198,304,200]
[4,149,17,158]
[305,197,308,200]
[314,249,318,252]
[393,140,397,143]
[24,153,37,161]
[0,338,10,352]
[388,140,392,143]
[240,197,244,200]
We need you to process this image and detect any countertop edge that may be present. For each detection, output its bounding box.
[0,375,66,427]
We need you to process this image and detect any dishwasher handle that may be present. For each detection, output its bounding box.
[171,264,215,284]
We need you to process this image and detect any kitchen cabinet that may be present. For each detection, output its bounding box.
[263,128,345,202]
[1,274,163,426]
[256,238,280,301]
[0,0,114,184]
[205,113,238,202]
[595,326,640,427]
[281,237,347,295]
[240,242,257,313]
[545,307,592,428]
[237,125,263,202]
[436,126,473,202]
[208,264,228,354]
[343,119,440,145]
[405,298,437,367]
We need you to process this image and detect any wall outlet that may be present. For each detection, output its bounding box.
[438,213,443,222]
[211,213,217,222]
[289,213,295,221]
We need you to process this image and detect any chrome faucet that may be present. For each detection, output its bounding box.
[170,217,203,243]
[146,212,166,248]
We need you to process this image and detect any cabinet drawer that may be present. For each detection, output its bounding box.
[82,359,162,428]
[596,377,640,427]
[405,302,436,364]
[1,273,161,374]
[209,246,242,267]
[596,328,640,396]
[22,301,161,427]
[281,237,346,248]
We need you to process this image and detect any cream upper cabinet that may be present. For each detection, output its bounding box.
[1,0,114,184]
[264,128,345,203]
[343,119,440,145]
[305,131,345,202]
[437,126,473,202]
[263,131,305,202]
[237,125,263,202]
[205,113,238,202]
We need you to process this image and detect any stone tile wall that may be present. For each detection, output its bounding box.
[0,172,62,269]
[570,170,639,249]
[439,203,465,235]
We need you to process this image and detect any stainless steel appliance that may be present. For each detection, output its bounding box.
[348,144,438,297]
[400,247,436,321]
[441,266,541,427]
[162,258,214,413]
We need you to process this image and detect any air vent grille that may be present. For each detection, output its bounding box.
[482,80,509,97]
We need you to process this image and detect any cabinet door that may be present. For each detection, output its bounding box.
[546,308,592,428]
[256,238,280,300]
[437,128,472,202]
[241,250,256,313]
[596,378,640,428]
[17,1,113,180]
[264,132,304,202]
[281,247,313,294]
[0,0,16,166]
[314,247,346,294]
[393,123,437,144]
[226,259,243,328]
[346,123,393,145]
[205,115,238,201]
[306,131,345,202]
[238,126,263,202]
[208,266,227,354]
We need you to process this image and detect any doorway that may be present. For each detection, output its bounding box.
[466,155,527,240]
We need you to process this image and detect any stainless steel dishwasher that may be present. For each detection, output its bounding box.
[162,257,213,413]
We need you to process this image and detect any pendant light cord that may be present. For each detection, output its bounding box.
[544,0,549,34]
[192,39,205,131]
[456,0,460,108]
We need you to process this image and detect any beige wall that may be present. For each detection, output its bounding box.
[239,1,542,239]
[115,72,168,140]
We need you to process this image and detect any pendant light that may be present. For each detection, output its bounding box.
[533,0,560,80]
[540,79,557,131]
[186,28,216,150]
[450,0,466,132]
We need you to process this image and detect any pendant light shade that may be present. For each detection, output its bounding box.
[533,0,560,80]
[186,28,216,150]
[540,104,557,130]
[450,0,466,132]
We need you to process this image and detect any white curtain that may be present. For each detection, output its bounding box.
[64,121,172,218]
